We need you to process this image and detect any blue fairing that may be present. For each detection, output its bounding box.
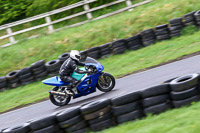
[42,76,69,86]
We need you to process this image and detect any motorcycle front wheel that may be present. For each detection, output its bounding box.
[97,72,115,92]
[49,87,71,106]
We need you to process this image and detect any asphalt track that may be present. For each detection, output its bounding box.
[1,55,200,130]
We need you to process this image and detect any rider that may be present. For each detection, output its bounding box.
[59,50,89,95]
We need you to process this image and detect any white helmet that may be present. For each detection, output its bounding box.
[70,50,81,61]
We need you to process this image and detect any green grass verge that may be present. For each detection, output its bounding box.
[0,0,200,76]
[101,101,200,133]
[0,26,200,113]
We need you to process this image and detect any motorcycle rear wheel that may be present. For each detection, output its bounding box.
[97,72,115,92]
[49,87,71,106]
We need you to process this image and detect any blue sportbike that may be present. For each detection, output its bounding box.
[42,57,115,106]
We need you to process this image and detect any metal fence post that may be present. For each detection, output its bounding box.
[83,0,93,20]
[6,27,16,44]
[125,0,133,11]
[45,16,54,33]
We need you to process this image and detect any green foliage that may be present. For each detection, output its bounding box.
[0,0,33,24]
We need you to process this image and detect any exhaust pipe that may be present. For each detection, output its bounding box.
[49,91,66,96]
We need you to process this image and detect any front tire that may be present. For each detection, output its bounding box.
[97,72,115,92]
[49,87,71,106]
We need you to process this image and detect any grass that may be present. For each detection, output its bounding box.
[0,26,200,113]
[101,101,200,133]
[1,0,200,76]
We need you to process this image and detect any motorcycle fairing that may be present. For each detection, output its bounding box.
[42,76,69,86]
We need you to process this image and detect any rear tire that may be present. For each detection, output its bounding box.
[97,72,115,92]
[49,87,71,106]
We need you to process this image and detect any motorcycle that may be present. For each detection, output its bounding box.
[42,57,116,106]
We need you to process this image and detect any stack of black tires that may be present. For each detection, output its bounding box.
[155,24,170,41]
[194,10,200,27]
[57,106,88,133]
[183,11,196,26]
[28,115,64,133]
[6,70,20,88]
[140,28,155,46]
[45,60,61,77]
[0,77,7,91]
[18,67,35,85]
[99,43,112,58]
[111,92,144,124]
[30,60,48,81]
[141,84,171,115]
[126,34,143,50]
[169,18,184,38]
[87,47,100,59]
[169,73,200,108]
[80,99,113,132]
[112,39,127,54]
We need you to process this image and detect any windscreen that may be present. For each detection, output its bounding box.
[84,57,99,64]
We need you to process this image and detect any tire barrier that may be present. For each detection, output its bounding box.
[1,73,200,133]
[1,10,200,91]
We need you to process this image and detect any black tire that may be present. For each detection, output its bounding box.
[112,100,141,116]
[116,110,144,124]
[19,72,32,79]
[45,60,61,70]
[142,94,169,108]
[155,29,169,35]
[6,70,19,80]
[0,76,6,83]
[144,102,172,115]
[172,95,200,108]
[83,106,111,120]
[100,43,111,49]
[56,106,81,122]
[49,87,71,106]
[129,45,142,50]
[142,40,155,46]
[156,34,170,40]
[18,67,31,75]
[8,78,19,84]
[170,73,199,92]
[170,33,181,38]
[141,84,170,98]
[29,115,56,131]
[170,29,181,34]
[112,48,126,54]
[170,87,198,101]
[59,115,83,128]
[97,72,115,92]
[169,18,183,24]
[155,24,168,30]
[90,119,113,132]
[20,76,34,82]
[1,123,30,133]
[21,79,35,85]
[58,53,70,63]
[47,65,60,73]
[80,99,110,115]
[111,91,141,106]
[65,120,87,132]
[140,29,154,36]
[184,21,196,26]
[30,60,45,69]
[0,81,7,88]
[32,125,60,133]
[142,35,155,42]
[34,70,48,79]
[169,25,183,31]
[87,112,112,125]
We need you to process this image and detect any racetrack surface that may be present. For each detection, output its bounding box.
[1,55,200,130]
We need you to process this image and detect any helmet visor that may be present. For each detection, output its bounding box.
[75,55,80,60]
